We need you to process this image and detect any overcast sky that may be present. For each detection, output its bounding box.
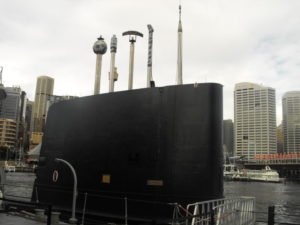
[1,0,299,124]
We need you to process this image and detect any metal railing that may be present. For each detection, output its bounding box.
[1,175,258,225]
[213,197,255,225]
[185,197,255,225]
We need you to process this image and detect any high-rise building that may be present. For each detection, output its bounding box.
[32,76,54,132]
[0,87,25,146]
[223,119,234,157]
[282,91,300,153]
[24,100,33,150]
[0,87,22,121]
[18,91,27,142]
[276,124,284,154]
[0,118,17,148]
[234,82,277,160]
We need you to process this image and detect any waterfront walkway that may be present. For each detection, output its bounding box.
[0,213,45,225]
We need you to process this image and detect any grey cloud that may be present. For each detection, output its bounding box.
[1,0,300,124]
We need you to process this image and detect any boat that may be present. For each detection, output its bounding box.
[3,161,16,173]
[223,164,239,181]
[224,165,281,183]
[32,83,224,223]
[4,166,16,173]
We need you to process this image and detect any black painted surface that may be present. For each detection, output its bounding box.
[33,83,223,222]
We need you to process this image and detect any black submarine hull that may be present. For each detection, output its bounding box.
[33,83,223,222]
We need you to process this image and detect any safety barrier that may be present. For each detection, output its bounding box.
[213,197,255,225]
[185,197,255,225]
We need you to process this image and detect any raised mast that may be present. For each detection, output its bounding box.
[147,25,154,88]
[176,4,183,85]
[109,35,117,92]
[93,36,107,95]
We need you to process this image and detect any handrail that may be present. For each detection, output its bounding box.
[184,197,255,225]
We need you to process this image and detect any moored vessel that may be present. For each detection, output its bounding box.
[224,165,281,183]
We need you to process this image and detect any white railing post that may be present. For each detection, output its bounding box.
[81,192,88,225]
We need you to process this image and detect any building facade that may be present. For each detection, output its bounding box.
[0,118,17,147]
[234,82,277,160]
[282,91,300,153]
[276,124,284,154]
[0,87,22,121]
[32,76,54,132]
[0,87,26,147]
[223,119,234,157]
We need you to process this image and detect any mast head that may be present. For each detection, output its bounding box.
[0,66,3,84]
[0,66,6,100]
[122,30,143,43]
[93,36,107,55]
[110,35,118,53]
[179,5,182,20]
[147,25,154,33]
[178,4,182,32]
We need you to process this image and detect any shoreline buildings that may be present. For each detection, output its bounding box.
[282,91,300,153]
[223,119,234,157]
[0,87,26,148]
[30,76,54,150]
[234,82,277,160]
[31,76,54,133]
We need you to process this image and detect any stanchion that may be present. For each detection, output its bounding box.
[268,205,275,225]
[210,210,215,225]
[47,205,52,225]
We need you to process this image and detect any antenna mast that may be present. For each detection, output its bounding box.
[147,24,154,87]
[0,66,7,100]
[93,36,107,95]
[0,66,3,85]
[109,35,118,92]
[176,4,183,85]
[122,31,143,90]
[147,25,154,88]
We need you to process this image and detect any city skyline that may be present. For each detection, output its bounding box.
[1,0,299,124]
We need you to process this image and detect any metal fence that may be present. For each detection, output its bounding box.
[213,197,255,225]
[185,197,255,225]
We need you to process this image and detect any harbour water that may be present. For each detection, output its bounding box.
[224,181,300,224]
[2,172,300,224]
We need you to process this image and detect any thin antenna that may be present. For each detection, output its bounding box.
[0,66,3,84]
[147,25,154,88]
[176,4,183,84]
[109,35,118,92]
[122,31,143,90]
[179,4,182,21]
[0,66,7,100]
